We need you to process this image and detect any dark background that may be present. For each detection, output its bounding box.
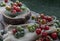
[11,0,60,20]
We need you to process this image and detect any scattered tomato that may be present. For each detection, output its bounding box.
[13,6,17,10]
[13,3,18,6]
[40,14,45,19]
[40,25,45,30]
[42,32,48,37]
[18,2,22,6]
[4,0,8,3]
[36,28,41,35]
[12,10,16,14]
[44,25,49,30]
[40,19,47,24]
[51,32,57,40]
[16,7,21,12]
[12,29,17,34]
[47,16,52,22]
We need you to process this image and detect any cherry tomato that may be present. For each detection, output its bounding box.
[16,7,22,12]
[40,19,47,24]
[13,3,18,6]
[36,28,41,35]
[12,10,17,14]
[40,14,45,19]
[4,0,8,3]
[43,16,48,20]
[13,6,17,10]
[51,32,57,40]
[47,16,52,22]
[40,25,45,30]
[44,25,49,30]
[42,32,48,37]
[12,29,17,34]
[18,2,22,6]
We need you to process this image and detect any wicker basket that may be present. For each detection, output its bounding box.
[2,11,31,25]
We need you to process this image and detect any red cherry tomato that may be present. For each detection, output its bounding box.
[51,32,57,40]
[13,3,18,6]
[12,29,17,34]
[4,0,8,3]
[41,19,47,24]
[12,10,16,14]
[40,14,48,20]
[40,14,45,19]
[18,2,22,6]
[16,7,21,12]
[13,6,17,10]
[47,16,52,22]
[43,16,48,20]
[36,28,41,35]
[42,32,48,37]
[40,25,45,30]
[44,25,49,30]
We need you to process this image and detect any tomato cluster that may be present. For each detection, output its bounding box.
[6,1,22,14]
[35,14,59,41]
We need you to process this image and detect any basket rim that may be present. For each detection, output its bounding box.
[1,10,31,19]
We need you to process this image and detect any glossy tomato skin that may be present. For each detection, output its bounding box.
[40,25,45,30]
[44,25,49,30]
[36,28,41,35]
[51,32,58,40]
[12,29,17,34]
[18,2,22,6]
[40,19,47,24]
[42,32,48,37]
[16,7,22,12]
[13,3,18,7]
[40,14,45,19]
[13,6,17,10]
[12,10,17,14]
[42,16,48,20]
[4,0,8,3]
[6,6,11,11]
[47,16,52,22]
[12,6,22,12]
